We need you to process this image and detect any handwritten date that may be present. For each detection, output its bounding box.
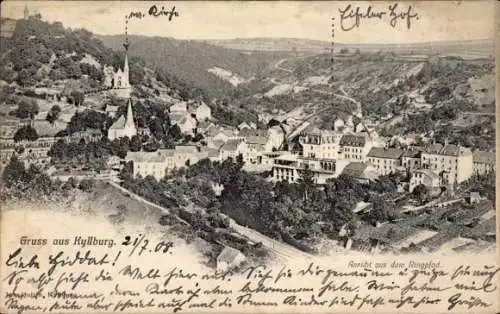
[122,234,174,256]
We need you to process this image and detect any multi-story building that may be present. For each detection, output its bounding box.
[366,147,404,176]
[272,154,337,184]
[125,146,208,180]
[192,102,211,121]
[472,150,495,175]
[340,134,372,162]
[298,127,342,159]
[409,169,440,192]
[421,143,473,186]
[219,139,248,161]
[402,148,423,172]
[170,112,197,136]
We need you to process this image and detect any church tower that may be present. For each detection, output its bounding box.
[125,98,134,128]
[24,5,29,20]
[111,17,132,98]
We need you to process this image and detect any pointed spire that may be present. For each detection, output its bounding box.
[24,5,29,20]
[124,53,129,71]
[123,16,130,72]
[125,99,134,127]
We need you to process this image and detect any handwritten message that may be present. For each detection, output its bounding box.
[338,3,419,31]
[2,233,499,314]
[127,4,180,21]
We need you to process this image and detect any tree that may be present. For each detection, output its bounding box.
[78,179,95,192]
[412,184,430,205]
[297,166,315,201]
[1,155,26,185]
[70,91,85,106]
[130,135,142,152]
[13,125,39,142]
[168,124,182,141]
[119,161,134,183]
[15,99,39,119]
[46,105,61,123]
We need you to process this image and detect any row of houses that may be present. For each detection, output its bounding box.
[270,126,495,191]
[125,145,210,180]
[124,125,287,180]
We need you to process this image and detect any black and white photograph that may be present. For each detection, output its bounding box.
[0,1,498,313]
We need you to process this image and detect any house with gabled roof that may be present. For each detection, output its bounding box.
[220,139,248,161]
[217,246,246,272]
[421,142,473,185]
[191,102,211,121]
[340,134,373,162]
[108,99,137,140]
[170,112,197,136]
[472,150,495,175]
[367,147,404,175]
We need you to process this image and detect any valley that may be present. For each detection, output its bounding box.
[0,11,496,268]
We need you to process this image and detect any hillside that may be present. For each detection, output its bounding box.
[205,37,494,58]
[205,37,331,53]
[97,34,290,99]
[227,50,495,149]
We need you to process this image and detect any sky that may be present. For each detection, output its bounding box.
[1,1,495,44]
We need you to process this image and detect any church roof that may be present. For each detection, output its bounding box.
[109,115,126,130]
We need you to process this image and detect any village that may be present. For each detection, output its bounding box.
[0,7,496,263]
[0,35,494,198]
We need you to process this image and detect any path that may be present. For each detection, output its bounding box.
[285,86,369,141]
[107,181,314,261]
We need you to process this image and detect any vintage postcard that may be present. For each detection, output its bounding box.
[0,1,498,313]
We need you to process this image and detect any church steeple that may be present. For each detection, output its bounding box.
[123,16,130,71]
[125,99,134,127]
[24,5,29,20]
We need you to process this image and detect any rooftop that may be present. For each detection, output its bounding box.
[246,135,267,145]
[473,150,495,164]
[341,162,378,181]
[175,145,199,154]
[125,151,166,163]
[423,143,472,157]
[340,134,366,147]
[412,169,440,180]
[367,147,404,159]
[109,115,126,130]
[239,128,267,137]
[217,246,244,264]
[221,139,244,151]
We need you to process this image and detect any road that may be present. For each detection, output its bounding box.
[107,181,314,261]
[272,53,316,73]
[285,86,370,141]
[230,220,314,260]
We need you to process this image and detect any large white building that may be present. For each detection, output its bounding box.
[125,146,208,180]
[272,154,337,184]
[472,150,495,175]
[107,99,137,140]
[298,127,342,159]
[421,143,473,186]
[366,147,404,176]
[340,134,373,162]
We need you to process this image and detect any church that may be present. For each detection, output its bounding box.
[103,21,132,98]
[107,99,137,141]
